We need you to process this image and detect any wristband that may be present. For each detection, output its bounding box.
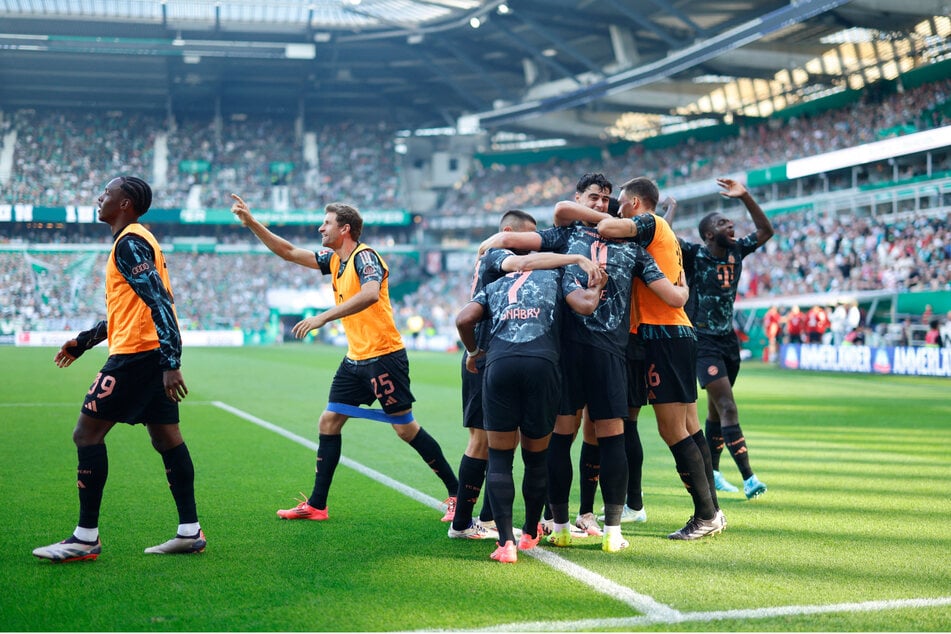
[466,347,483,358]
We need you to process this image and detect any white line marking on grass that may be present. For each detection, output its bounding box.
[212,401,446,511]
[476,596,951,632]
[216,402,951,627]
[212,400,681,619]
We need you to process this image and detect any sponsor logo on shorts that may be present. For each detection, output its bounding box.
[707,365,719,377]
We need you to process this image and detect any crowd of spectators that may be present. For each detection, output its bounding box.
[0,248,419,334]
[1,78,949,341]
[2,111,402,212]
[434,78,951,218]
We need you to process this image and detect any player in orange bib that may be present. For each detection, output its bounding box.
[231,195,459,523]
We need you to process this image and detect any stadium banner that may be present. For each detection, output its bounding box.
[14,330,243,347]
[779,343,951,378]
[0,205,413,227]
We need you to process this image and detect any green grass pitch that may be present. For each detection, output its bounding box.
[1,344,949,631]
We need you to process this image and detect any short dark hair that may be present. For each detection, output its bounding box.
[575,172,612,195]
[618,177,659,210]
[499,209,537,231]
[325,202,363,241]
[698,212,719,239]
[118,176,152,217]
[607,196,621,217]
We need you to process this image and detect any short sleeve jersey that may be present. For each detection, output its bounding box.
[468,247,517,350]
[680,234,759,336]
[542,222,665,356]
[471,268,578,365]
[316,243,404,360]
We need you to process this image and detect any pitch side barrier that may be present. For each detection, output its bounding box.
[778,343,951,378]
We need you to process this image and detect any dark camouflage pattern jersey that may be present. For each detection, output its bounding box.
[471,268,584,365]
[680,233,760,336]
[467,247,519,350]
[539,222,665,356]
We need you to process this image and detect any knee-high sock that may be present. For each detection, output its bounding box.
[77,444,108,529]
[623,418,644,510]
[705,419,724,471]
[669,437,717,520]
[161,443,198,524]
[451,455,487,531]
[409,427,460,495]
[486,447,516,545]
[546,432,574,524]
[478,494,494,523]
[578,441,599,515]
[521,447,548,538]
[691,430,719,510]
[597,434,628,526]
[723,424,754,480]
[308,434,341,510]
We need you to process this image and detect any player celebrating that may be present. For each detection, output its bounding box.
[33,176,205,563]
[230,194,458,521]
[679,178,773,499]
[456,260,606,562]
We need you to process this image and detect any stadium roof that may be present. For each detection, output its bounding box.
[0,0,948,142]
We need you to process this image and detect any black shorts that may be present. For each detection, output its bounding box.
[483,356,559,439]
[643,336,698,405]
[558,340,628,421]
[81,351,179,425]
[328,349,415,414]
[695,331,741,388]
[461,352,486,429]
[626,334,648,408]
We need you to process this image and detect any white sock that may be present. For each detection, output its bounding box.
[604,524,622,538]
[553,521,570,533]
[73,526,98,542]
[178,522,201,537]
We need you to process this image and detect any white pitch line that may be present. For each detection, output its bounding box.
[211,400,682,620]
[475,596,951,632]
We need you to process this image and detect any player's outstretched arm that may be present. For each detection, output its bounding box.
[553,200,609,227]
[478,231,541,255]
[716,178,774,246]
[231,193,319,269]
[501,253,603,287]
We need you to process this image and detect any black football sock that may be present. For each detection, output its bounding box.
[691,430,719,510]
[160,442,198,524]
[669,437,716,521]
[478,495,494,523]
[486,448,516,544]
[705,419,724,471]
[578,441,599,515]
[597,434,628,525]
[409,427,459,495]
[308,433,341,510]
[521,447,548,537]
[77,444,108,530]
[451,455,487,531]
[546,432,574,524]
[723,424,754,480]
[623,418,644,509]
